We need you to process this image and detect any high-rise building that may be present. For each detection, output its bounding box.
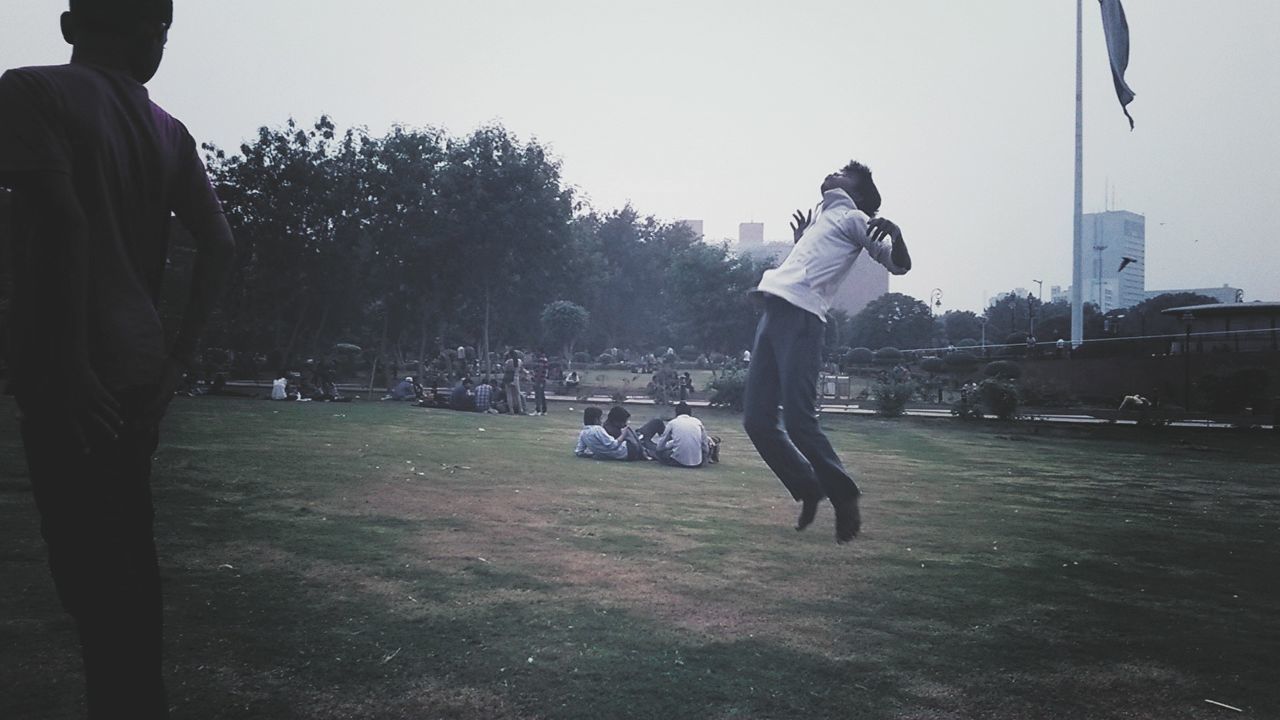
[829,258,889,317]
[676,219,703,239]
[738,222,764,245]
[1080,210,1145,312]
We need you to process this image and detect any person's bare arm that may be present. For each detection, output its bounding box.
[867,217,912,273]
[10,171,122,446]
[171,211,235,365]
[141,210,235,422]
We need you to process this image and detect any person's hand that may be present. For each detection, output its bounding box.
[790,208,813,244]
[61,363,123,453]
[867,217,903,245]
[138,356,187,427]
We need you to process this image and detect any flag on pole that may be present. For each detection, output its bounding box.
[1098,0,1136,128]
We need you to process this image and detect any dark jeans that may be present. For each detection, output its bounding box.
[18,387,168,719]
[534,383,547,413]
[743,296,860,505]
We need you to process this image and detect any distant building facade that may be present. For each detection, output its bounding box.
[676,219,703,239]
[1080,210,1146,312]
[738,222,764,245]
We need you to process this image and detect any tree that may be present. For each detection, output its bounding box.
[541,301,590,361]
[1035,299,1103,343]
[983,291,1041,342]
[438,125,574,372]
[661,239,764,353]
[203,116,370,363]
[942,310,984,345]
[568,207,698,350]
[848,293,935,350]
[1129,292,1220,336]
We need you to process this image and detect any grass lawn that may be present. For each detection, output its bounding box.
[1,396,1277,719]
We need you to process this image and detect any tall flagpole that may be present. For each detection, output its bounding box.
[1071,0,1084,348]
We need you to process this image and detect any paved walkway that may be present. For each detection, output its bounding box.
[222,382,1275,431]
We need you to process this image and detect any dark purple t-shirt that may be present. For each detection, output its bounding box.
[0,62,222,392]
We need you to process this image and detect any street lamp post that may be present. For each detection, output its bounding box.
[979,316,988,355]
[930,288,943,315]
[1031,279,1043,338]
[1181,312,1195,411]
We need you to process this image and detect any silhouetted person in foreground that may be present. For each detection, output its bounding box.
[0,1,235,716]
[743,161,911,543]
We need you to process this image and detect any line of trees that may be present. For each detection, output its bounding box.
[2,116,1227,377]
[159,117,774,375]
[822,289,1222,357]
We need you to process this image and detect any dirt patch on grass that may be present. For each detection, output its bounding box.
[319,473,868,653]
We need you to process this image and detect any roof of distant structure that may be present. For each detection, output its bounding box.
[1161,302,1280,318]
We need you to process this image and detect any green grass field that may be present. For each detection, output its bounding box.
[2,397,1277,719]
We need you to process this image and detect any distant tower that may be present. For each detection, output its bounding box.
[829,257,889,317]
[1079,210,1145,312]
[738,222,764,245]
[677,219,703,239]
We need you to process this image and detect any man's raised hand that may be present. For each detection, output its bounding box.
[790,208,813,244]
[866,217,903,245]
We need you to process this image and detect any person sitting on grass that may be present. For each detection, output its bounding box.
[473,377,497,413]
[574,406,630,461]
[655,402,712,468]
[602,405,664,460]
[448,377,474,411]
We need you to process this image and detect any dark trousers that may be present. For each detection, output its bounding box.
[743,296,860,504]
[534,384,547,413]
[18,388,168,719]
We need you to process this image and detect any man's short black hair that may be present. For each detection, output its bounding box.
[840,160,881,216]
[674,402,692,417]
[70,0,173,30]
[606,406,631,426]
[583,407,603,425]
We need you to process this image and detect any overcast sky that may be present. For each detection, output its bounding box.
[4,0,1279,311]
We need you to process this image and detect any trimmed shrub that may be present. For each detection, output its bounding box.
[978,378,1019,420]
[956,338,979,348]
[998,331,1028,358]
[1199,368,1270,414]
[707,371,747,412]
[919,356,946,374]
[847,347,875,365]
[874,347,903,364]
[983,360,1023,380]
[573,351,592,364]
[945,351,979,368]
[873,377,915,417]
[596,352,615,364]
[1019,379,1073,407]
